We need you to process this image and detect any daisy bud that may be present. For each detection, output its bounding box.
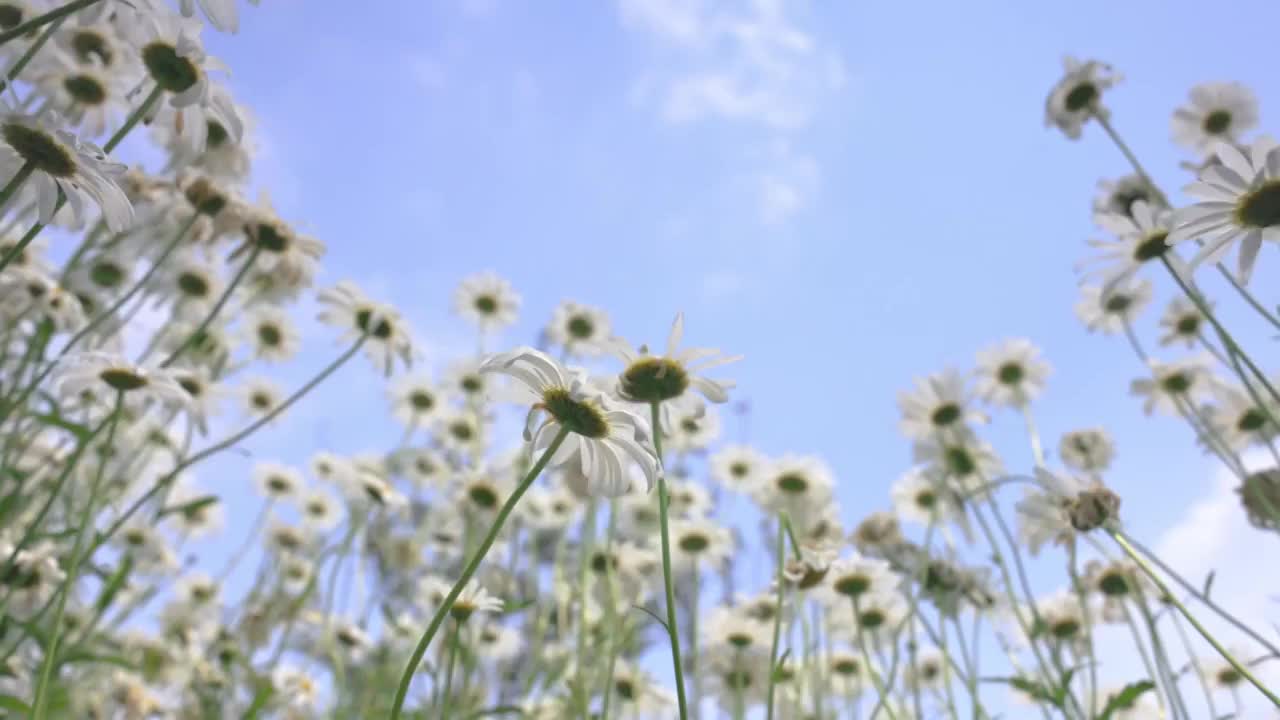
[1068,486,1122,532]
[1237,468,1280,532]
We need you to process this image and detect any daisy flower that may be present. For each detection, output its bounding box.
[388,374,443,429]
[751,454,836,521]
[252,461,303,501]
[890,466,968,530]
[239,375,284,421]
[317,281,414,375]
[821,554,900,606]
[1083,559,1148,623]
[1156,296,1207,348]
[470,623,523,665]
[1168,137,1280,284]
[1080,200,1180,293]
[1206,383,1279,451]
[607,659,675,717]
[168,365,223,434]
[610,312,741,412]
[663,398,722,453]
[1044,56,1121,140]
[30,52,131,139]
[442,359,488,404]
[298,488,342,532]
[1058,428,1116,474]
[178,0,242,34]
[435,408,484,457]
[479,346,661,497]
[668,516,734,573]
[242,305,300,362]
[1075,278,1152,335]
[849,591,906,644]
[1093,173,1166,222]
[544,300,612,356]
[0,105,133,231]
[912,428,1003,492]
[1016,467,1120,554]
[454,270,520,332]
[897,369,986,440]
[54,351,190,411]
[1035,590,1090,651]
[702,606,771,655]
[665,478,713,518]
[1129,355,1215,417]
[1171,82,1259,154]
[826,650,866,697]
[419,576,504,623]
[709,444,767,493]
[974,339,1051,408]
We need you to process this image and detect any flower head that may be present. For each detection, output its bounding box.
[481,347,661,496]
[1172,82,1258,154]
[1044,56,1120,139]
[610,312,741,406]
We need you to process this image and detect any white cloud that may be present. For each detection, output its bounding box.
[619,0,843,130]
[750,139,819,224]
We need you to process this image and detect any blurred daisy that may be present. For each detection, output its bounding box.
[454,271,520,332]
[545,300,611,356]
[974,339,1050,408]
[1169,137,1280,284]
[666,478,713,518]
[663,398,722,453]
[1080,200,1179,293]
[1156,296,1207,348]
[443,359,488,404]
[669,516,734,573]
[912,429,1003,491]
[298,488,342,532]
[1203,651,1251,693]
[752,454,836,521]
[1171,82,1259,154]
[1129,355,1215,417]
[890,466,968,529]
[1058,428,1116,474]
[55,352,189,410]
[1207,383,1279,451]
[252,461,303,501]
[480,347,661,496]
[821,554,900,606]
[239,376,284,421]
[317,281,414,375]
[709,444,767,493]
[387,374,443,429]
[0,105,133,231]
[898,369,986,440]
[703,606,771,655]
[1075,278,1152,335]
[243,305,300,362]
[1035,590,1090,651]
[1015,467,1090,555]
[179,0,242,33]
[1044,56,1120,139]
[608,659,675,717]
[850,591,906,644]
[30,53,130,139]
[435,409,484,457]
[420,576,503,622]
[1093,173,1165,222]
[470,623,523,665]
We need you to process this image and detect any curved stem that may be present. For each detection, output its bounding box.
[650,400,690,720]
[160,245,261,368]
[103,84,163,154]
[388,426,571,720]
[440,621,461,720]
[215,498,273,584]
[0,0,102,49]
[1111,530,1280,709]
[0,164,35,268]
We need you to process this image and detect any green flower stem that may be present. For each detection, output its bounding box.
[1066,543,1098,716]
[89,336,368,563]
[690,556,702,720]
[439,621,461,720]
[598,500,623,720]
[0,11,68,92]
[215,498,274,583]
[0,0,102,49]
[764,518,786,720]
[1111,529,1280,709]
[0,163,35,264]
[161,244,262,368]
[103,84,163,154]
[1160,256,1280,408]
[1134,592,1193,720]
[1170,609,1221,720]
[31,392,123,720]
[389,425,571,720]
[851,597,898,720]
[1120,601,1167,714]
[649,400,691,720]
[573,499,598,719]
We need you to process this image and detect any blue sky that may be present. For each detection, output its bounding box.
[177,0,1280,711]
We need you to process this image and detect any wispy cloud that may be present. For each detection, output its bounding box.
[618,0,843,225]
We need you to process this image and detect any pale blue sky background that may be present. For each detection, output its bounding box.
[176,0,1280,712]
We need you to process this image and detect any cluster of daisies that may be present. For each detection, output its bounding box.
[0,0,1277,715]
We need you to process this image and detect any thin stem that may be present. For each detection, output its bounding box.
[160,245,262,368]
[440,621,461,720]
[0,0,103,48]
[1111,530,1280,709]
[574,500,598,719]
[1170,610,1220,720]
[216,499,273,583]
[1093,113,1169,207]
[650,400,690,720]
[1121,601,1167,714]
[103,84,163,154]
[764,518,786,720]
[0,163,35,267]
[388,426,571,720]
[1120,532,1280,658]
[31,392,122,720]
[852,597,898,720]
[0,11,68,92]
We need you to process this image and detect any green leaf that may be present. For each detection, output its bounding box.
[465,706,524,718]
[158,495,219,519]
[58,649,136,671]
[1052,667,1077,708]
[28,411,90,441]
[94,556,133,613]
[1097,680,1156,720]
[983,676,1058,707]
[501,598,536,614]
[242,676,275,720]
[632,604,670,634]
[0,693,31,716]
